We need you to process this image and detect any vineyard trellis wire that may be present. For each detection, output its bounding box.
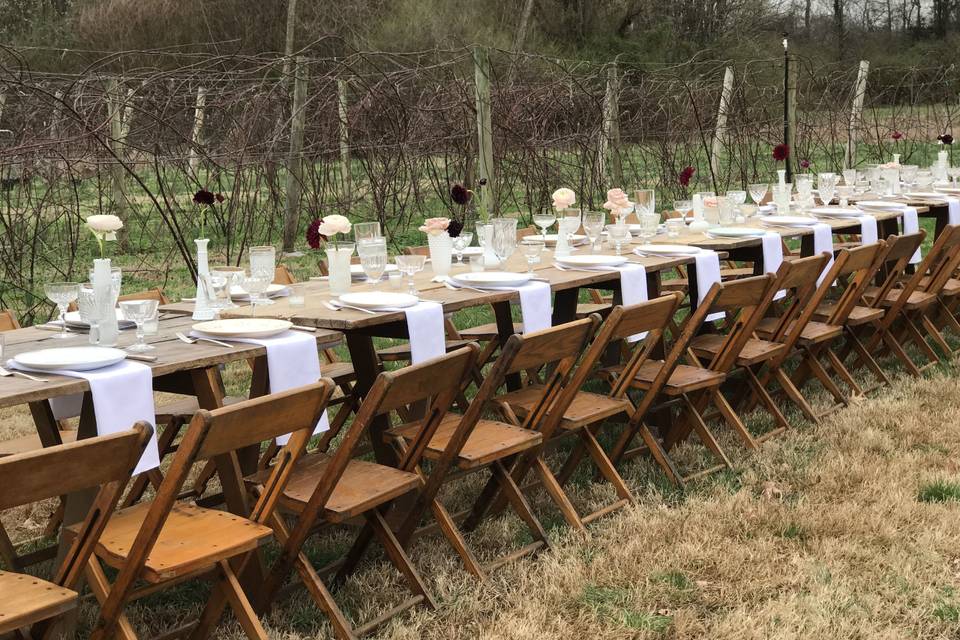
[0,42,958,321]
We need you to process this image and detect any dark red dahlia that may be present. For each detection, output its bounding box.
[451,184,471,205]
[193,189,215,206]
[679,166,695,187]
[891,131,903,141]
[306,218,326,249]
[940,134,954,145]
[772,144,790,162]
[799,159,811,169]
[447,219,464,238]
[214,193,225,203]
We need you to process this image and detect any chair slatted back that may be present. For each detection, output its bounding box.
[274,265,296,285]
[880,225,960,326]
[507,317,597,375]
[0,424,152,588]
[0,309,20,331]
[867,232,926,306]
[763,253,832,347]
[818,242,889,326]
[698,274,779,373]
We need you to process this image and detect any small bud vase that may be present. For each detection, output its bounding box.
[91,258,120,347]
[428,232,453,276]
[192,238,216,320]
[326,242,355,295]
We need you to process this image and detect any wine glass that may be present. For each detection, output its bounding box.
[533,209,556,237]
[211,267,244,309]
[521,240,544,274]
[119,299,159,352]
[606,224,631,256]
[395,255,427,295]
[817,173,838,206]
[674,200,693,221]
[242,271,271,317]
[748,183,769,206]
[360,239,388,287]
[77,284,99,345]
[581,211,606,253]
[452,231,474,264]
[248,246,276,305]
[634,189,655,217]
[842,169,857,188]
[901,165,919,186]
[44,282,80,340]
[492,218,518,265]
[558,208,582,246]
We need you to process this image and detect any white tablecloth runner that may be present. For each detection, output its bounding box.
[403,301,446,363]
[858,214,879,245]
[761,232,786,300]
[902,206,922,264]
[8,359,160,474]
[812,223,835,286]
[694,250,724,322]
[553,263,648,341]
[457,280,552,334]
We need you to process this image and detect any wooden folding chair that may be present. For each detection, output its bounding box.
[689,253,831,442]
[0,309,19,331]
[498,295,687,528]
[0,424,152,638]
[78,380,334,640]
[251,347,478,640]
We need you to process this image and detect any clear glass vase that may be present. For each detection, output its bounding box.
[91,259,120,347]
[326,243,355,295]
[192,238,216,320]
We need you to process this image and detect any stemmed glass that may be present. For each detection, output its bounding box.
[119,299,159,352]
[606,224,631,256]
[77,284,99,344]
[452,231,474,264]
[492,218,518,265]
[558,208,582,247]
[748,183,769,206]
[354,221,383,259]
[242,271,271,317]
[674,200,693,221]
[248,246,276,306]
[395,255,427,295]
[44,282,80,340]
[581,211,606,253]
[948,166,960,186]
[817,173,838,206]
[533,208,556,237]
[360,238,388,287]
[634,189,655,217]
[521,240,545,274]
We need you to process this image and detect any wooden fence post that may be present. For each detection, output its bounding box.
[473,46,496,216]
[710,66,734,180]
[845,60,870,169]
[787,56,798,179]
[337,78,351,195]
[282,56,309,254]
[282,0,299,94]
[188,86,206,174]
[120,86,135,143]
[598,63,623,187]
[51,89,64,138]
[105,78,129,245]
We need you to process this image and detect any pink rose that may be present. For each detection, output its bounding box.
[419,217,451,236]
[602,187,631,211]
[552,188,576,210]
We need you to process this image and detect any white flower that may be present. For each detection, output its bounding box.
[317,214,351,237]
[86,214,124,240]
[552,187,576,210]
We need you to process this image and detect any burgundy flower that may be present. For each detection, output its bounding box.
[891,130,903,141]
[193,189,215,206]
[940,134,954,145]
[451,184,471,206]
[679,166,695,187]
[214,193,225,203]
[447,219,464,238]
[478,178,488,187]
[306,218,326,249]
[772,144,790,162]
[799,159,811,169]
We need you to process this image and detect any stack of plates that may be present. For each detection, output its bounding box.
[526,234,587,247]
[902,192,947,200]
[230,284,289,300]
[192,318,292,338]
[633,244,701,257]
[63,310,135,330]
[338,292,420,309]
[759,215,819,227]
[555,255,627,268]
[808,207,863,218]
[451,272,532,288]
[13,346,128,371]
[706,227,766,238]
[855,200,907,213]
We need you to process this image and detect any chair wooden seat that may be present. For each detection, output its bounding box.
[321,360,356,384]
[0,430,77,457]
[154,395,244,421]
[498,386,632,430]
[459,321,523,339]
[864,286,937,310]
[264,453,420,523]
[389,414,540,470]
[931,277,960,297]
[575,302,612,318]
[0,569,77,633]
[689,334,786,366]
[377,339,475,361]
[755,317,842,344]
[607,361,725,396]
[70,502,272,583]
[812,303,884,326]
[661,267,755,290]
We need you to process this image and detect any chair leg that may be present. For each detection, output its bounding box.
[294,551,357,640]
[712,390,758,450]
[881,326,923,376]
[824,349,863,396]
[533,456,587,534]
[122,418,182,508]
[682,394,733,471]
[774,367,820,424]
[217,560,268,640]
[846,327,891,388]
[0,523,21,571]
[491,460,552,548]
[85,558,138,640]
[579,426,634,503]
[804,349,850,407]
[366,510,437,610]
[428,497,487,579]
[745,367,790,434]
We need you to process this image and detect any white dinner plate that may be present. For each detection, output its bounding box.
[935,186,960,195]
[63,309,136,330]
[230,283,288,299]
[902,192,947,200]
[633,244,701,256]
[459,247,483,256]
[192,318,292,338]
[808,207,864,218]
[452,271,532,287]
[527,234,587,246]
[706,227,767,237]
[556,255,628,268]
[14,346,127,372]
[760,215,819,226]
[339,292,419,309]
[350,264,398,276]
[854,200,907,210]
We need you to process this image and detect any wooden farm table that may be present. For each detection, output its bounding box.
[850,193,952,239]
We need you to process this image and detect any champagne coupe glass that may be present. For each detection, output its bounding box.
[492,217,518,265]
[242,271,271,317]
[817,172,838,206]
[901,165,919,186]
[606,224,631,256]
[533,208,556,237]
[452,231,474,264]
[44,282,80,340]
[395,255,427,295]
[521,240,545,274]
[674,199,693,221]
[581,211,606,253]
[748,183,769,206]
[248,246,276,306]
[360,238,388,287]
[119,299,159,352]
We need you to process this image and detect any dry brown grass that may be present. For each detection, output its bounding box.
[5,360,960,639]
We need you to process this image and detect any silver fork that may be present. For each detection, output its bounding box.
[0,366,49,382]
[175,332,235,349]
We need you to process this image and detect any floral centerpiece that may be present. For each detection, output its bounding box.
[551,187,579,257]
[192,188,224,239]
[603,188,632,224]
[190,189,224,320]
[307,214,354,294]
[86,214,124,345]
[420,217,454,276]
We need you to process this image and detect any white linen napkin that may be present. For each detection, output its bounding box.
[761,232,786,300]
[902,206,922,264]
[858,214,879,245]
[403,301,446,364]
[8,359,160,474]
[190,329,328,445]
[455,280,552,333]
[812,223,835,286]
[617,264,650,342]
[694,250,724,322]
[946,196,960,224]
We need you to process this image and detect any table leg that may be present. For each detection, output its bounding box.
[800,234,815,257]
[345,332,394,464]
[493,301,522,390]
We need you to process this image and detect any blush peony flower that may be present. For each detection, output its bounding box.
[602,187,631,211]
[679,166,695,187]
[86,214,124,239]
[552,187,576,210]
[772,144,790,162]
[317,214,352,237]
[419,217,451,236]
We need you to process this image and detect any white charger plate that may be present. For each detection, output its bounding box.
[14,346,127,372]
[64,309,136,329]
[760,215,819,226]
[192,318,292,338]
[350,264,398,276]
[902,192,948,200]
[808,207,864,218]
[935,187,960,195]
[633,244,701,256]
[452,271,532,287]
[527,234,587,246]
[556,255,628,268]
[854,200,907,210]
[706,227,767,237]
[339,292,419,309]
[458,246,483,256]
